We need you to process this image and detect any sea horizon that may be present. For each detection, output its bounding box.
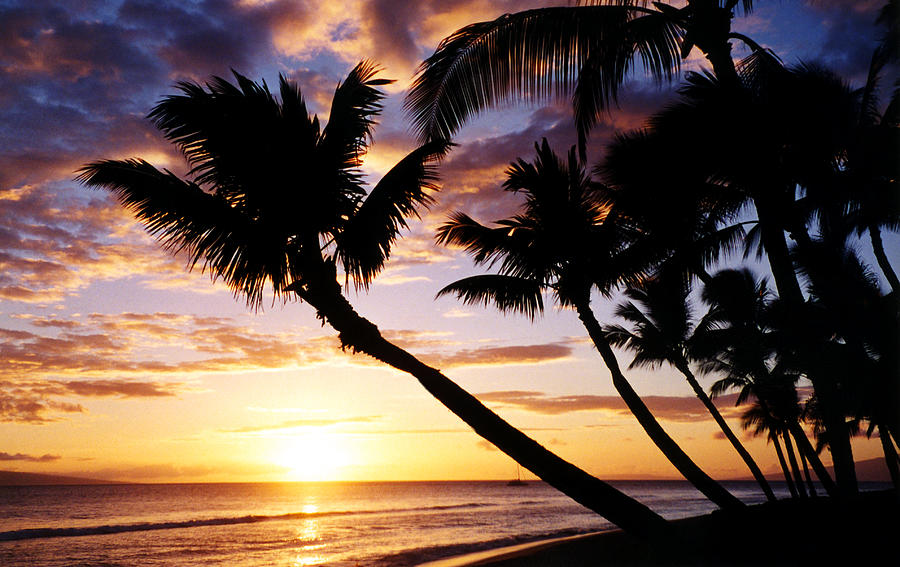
[3,479,892,566]
[2,454,893,486]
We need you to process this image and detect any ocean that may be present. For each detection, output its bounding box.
[0,480,880,566]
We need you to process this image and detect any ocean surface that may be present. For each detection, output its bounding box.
[0,480,885,566]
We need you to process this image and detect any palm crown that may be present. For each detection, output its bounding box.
[78,61,450,307]
[436,138,644,315]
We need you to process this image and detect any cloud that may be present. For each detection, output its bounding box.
[0,378,185,424]
[426,343,573,369]
[59,380,179,398]
[225,415,382,433]
[0,312,334,383]
[0,311,343,424]
[475,390,746,422]
[0,451,61,462]
[802,0,886,79]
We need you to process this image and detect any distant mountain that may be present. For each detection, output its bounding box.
[0,470,120,486]
[828,457,893,483]
[753,457,892,483]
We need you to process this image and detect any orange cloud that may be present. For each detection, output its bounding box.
[475,390,746,422]
[427,343,573,369]
[0,451,61,462]
[224,415,383,434]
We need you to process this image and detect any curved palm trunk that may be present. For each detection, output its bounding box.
[799,450,818,497]
[761,209,860,497]
[674,360,776,501]
[772,433,799,498]
[878,424,900,490]
[755,199,806,307]
[783,431,808,499]
[869,224,900,295]
[294,275,670,540]
[573,299,744,510]
[786,421,838,498]
[811,386,858,497]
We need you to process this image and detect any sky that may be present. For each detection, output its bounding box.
[1,0,897,484]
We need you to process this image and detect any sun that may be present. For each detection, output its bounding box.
[272,430,351,482]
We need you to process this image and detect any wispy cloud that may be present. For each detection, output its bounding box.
[476,390,746,422]
[224,415,383,434]
[427,343,573,368]
[0,451,61,462]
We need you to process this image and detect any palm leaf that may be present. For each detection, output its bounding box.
[405,5,680,142]
[76,159,292,307]
[573,10,681,155]
[436,274,544,319]
[319,60,391,176]
[335,138,452,288]
[436,212,519,268]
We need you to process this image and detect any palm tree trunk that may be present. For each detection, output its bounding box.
[786,421,838,498]
[772,434,799,498]
[573,298,744,510]
[878,424,900,490]
[783,225,860,498]
[294,276,670,540]
[674,360,776,501]
[814,388,859,497]
[755,199,805,307]
[783,431,808,498]
[869,223,900,295]
[799,449,818,497]
[687,2,740,88]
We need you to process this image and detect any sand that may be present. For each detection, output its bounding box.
[419,489,899,566]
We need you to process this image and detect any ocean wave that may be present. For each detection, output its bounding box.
[0,502,491,542]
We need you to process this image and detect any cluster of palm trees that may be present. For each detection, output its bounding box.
[79,0,897,542]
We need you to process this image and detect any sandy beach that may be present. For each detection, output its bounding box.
[419,489,899,566]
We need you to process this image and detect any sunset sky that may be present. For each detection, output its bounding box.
[1,0,896,484]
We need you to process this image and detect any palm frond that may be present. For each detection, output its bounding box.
[573,11,682,155]
[436,274,545,319]
[435,212,517,267]
[335,139,452,288]
[405,5,680,142]
[319,60,391,172]
[315,61,392,217]
[76,159,291,308]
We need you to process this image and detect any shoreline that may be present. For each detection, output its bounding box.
[417,489,899,566]
[417,531,615,567]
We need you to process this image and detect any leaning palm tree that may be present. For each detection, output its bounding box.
[437,139,743,510]
[405,0,765,151]
[598,62,888,494]
[604,274,776,501]
[77,62,669,539]
[691,269,838,497]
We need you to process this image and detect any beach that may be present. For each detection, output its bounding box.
[422,488,900,566]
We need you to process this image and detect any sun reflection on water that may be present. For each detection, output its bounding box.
[292,502,325,566]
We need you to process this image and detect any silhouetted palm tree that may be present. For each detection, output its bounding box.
[437,139,743,510]
[77,63,669,539]
[405,0,766,153]
[604,274,776,500]
[599,61,895,495]
[692,269,838,497]
[741,394,801,499]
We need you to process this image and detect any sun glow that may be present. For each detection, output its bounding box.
[273,430,352,482]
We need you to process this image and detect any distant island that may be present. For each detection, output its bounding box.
[0,470,121,486]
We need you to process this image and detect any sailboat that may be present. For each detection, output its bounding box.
[506,464,527,486]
